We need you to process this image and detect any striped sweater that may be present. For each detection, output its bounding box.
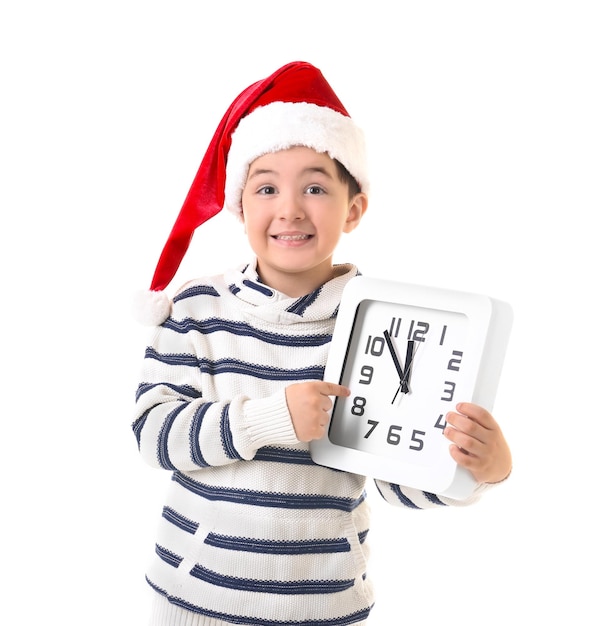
[132,260,486,625]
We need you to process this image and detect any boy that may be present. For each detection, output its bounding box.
[133,61,512,626]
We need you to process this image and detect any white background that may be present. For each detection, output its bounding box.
[1,1,611,624]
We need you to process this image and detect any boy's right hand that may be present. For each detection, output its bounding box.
[285,381,350,442]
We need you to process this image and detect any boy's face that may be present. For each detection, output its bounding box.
[241,146,367,297]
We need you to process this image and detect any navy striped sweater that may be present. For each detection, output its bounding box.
[133,260,485,625]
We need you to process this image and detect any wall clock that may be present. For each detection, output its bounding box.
[310,276,513,500]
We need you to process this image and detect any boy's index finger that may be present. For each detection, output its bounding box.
[321,382,351,397]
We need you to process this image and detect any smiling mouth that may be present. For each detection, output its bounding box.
[273,234,313,241]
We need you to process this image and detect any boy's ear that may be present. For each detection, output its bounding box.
[343,193,368,233]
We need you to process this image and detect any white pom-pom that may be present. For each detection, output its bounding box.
[132,289,172,326]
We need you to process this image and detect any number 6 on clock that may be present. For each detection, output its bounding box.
[310,276,513,500]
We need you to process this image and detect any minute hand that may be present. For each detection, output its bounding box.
[383,330,404,380]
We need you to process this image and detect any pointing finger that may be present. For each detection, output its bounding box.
[321,382,351,398]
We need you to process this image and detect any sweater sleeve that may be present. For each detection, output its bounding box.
[131,325,299,472]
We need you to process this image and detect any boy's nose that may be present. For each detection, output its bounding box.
[278,195,305,220]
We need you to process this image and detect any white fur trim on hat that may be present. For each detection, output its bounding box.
[223,101,369,216]
[132,289,172,326]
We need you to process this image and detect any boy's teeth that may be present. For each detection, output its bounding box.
[276,234,309,240]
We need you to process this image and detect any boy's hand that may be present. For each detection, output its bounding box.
[285,381,350,442]
[444,402,512,484]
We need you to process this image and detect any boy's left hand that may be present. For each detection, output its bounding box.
[444,403,512,484]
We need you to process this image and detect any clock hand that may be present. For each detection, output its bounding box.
[391,385,401,405]
[391,340,416,404]
[400,339,416,394]
[383,330,404,381]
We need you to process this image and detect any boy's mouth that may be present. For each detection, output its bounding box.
[273,234,313,241]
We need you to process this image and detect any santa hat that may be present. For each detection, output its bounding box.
[135,61,368,325]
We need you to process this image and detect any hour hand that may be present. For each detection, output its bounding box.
[400,339,416,394]
[385,331,415,404]
[390,339,416,404]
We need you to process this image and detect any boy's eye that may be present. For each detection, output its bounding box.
[306,185,325,195]
[257,185,277,195]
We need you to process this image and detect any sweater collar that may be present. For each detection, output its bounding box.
[224,259,359,325]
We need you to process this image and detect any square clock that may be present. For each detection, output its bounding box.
[310,276,513,500]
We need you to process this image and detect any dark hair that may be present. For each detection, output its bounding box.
[334,159,361,199]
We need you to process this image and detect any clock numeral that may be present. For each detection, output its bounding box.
[409,430,426,451]
[435,414,447,430]
[364,335,385,356]
[408,320,429,342]
[439,325,447,345]
[351,396,367,416]
[387,425,402,446]
[360,420,429,452]
[389,317,402,338]
[441,381,456,402]
[447,350,463,371]
[365,419,379,438]
[358,365,374,385]
[363,421,407,447]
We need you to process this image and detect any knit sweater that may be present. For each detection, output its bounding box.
[132,260,486,626]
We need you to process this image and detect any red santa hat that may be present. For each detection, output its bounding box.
[135,61,368,325]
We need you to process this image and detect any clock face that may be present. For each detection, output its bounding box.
[311,276,513,499]
[328,299,471,469]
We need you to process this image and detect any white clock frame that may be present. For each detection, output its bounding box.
[310,276,513,500]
